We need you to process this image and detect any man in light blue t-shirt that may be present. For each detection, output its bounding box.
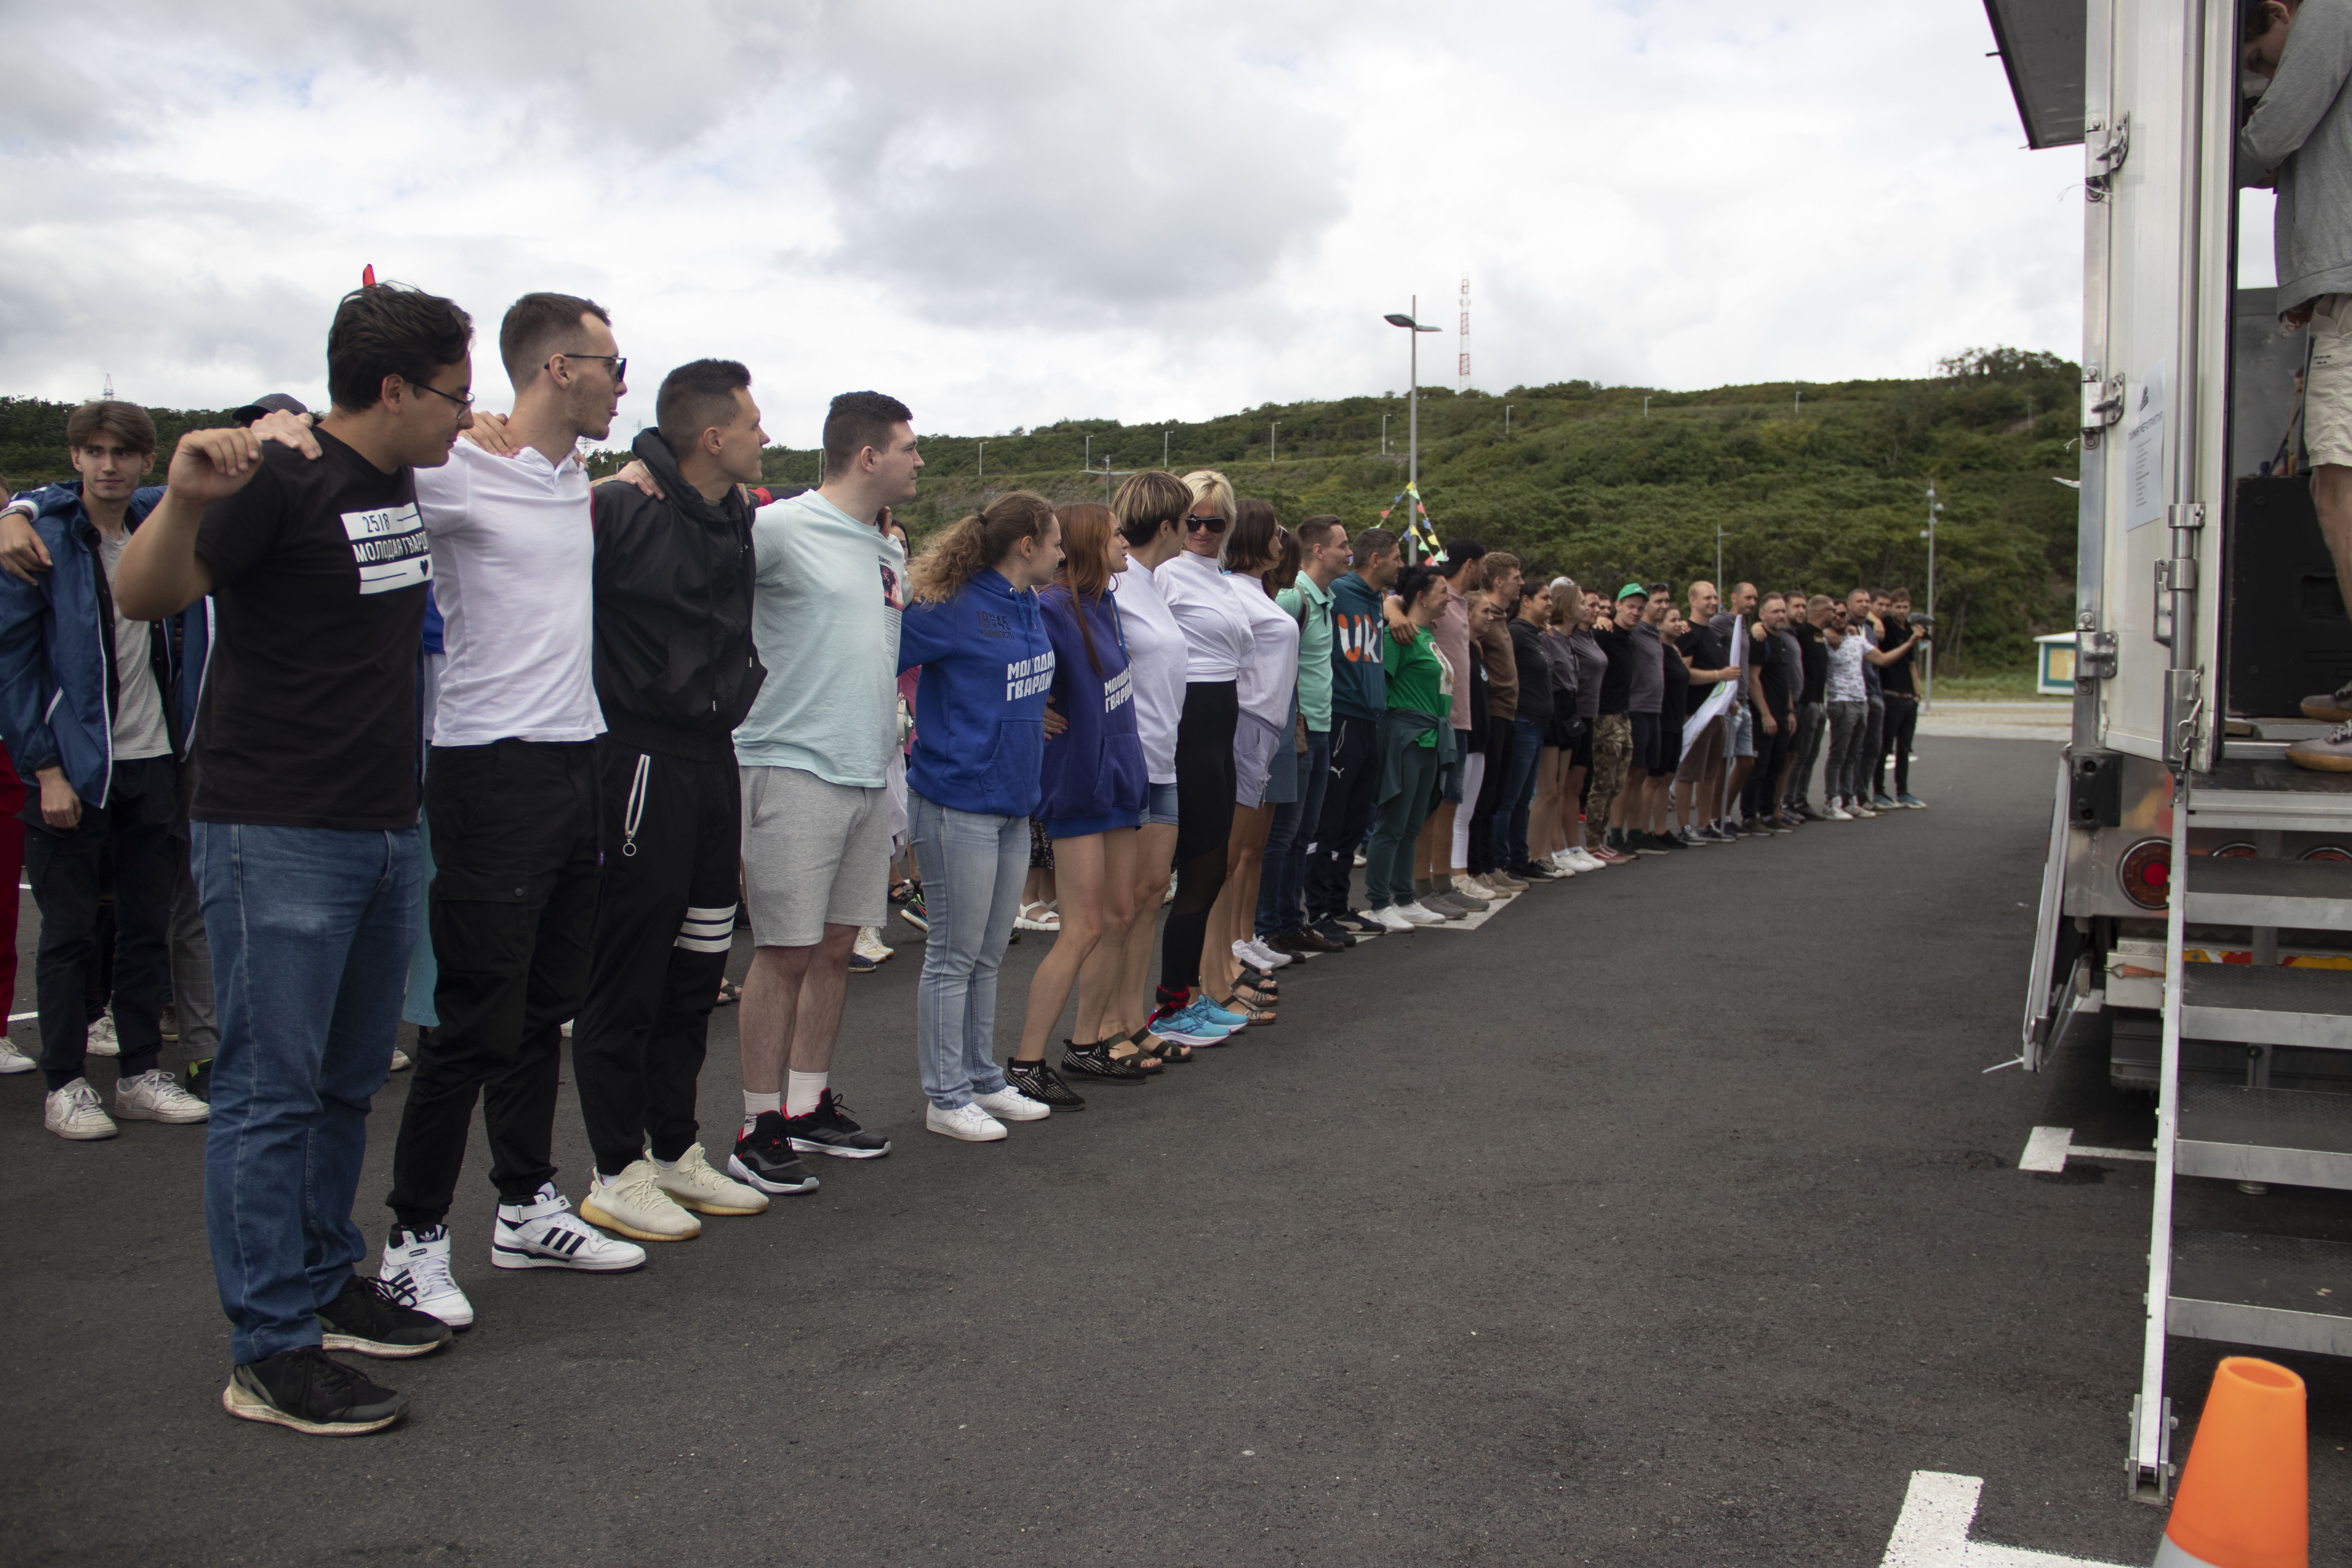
[731,392,922,1185]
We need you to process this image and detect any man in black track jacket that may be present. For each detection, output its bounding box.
[570,361,773,1235]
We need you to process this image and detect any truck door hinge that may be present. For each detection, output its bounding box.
[2083,374,2126,436]
[2079,630,2118,680]
[2168,502,2206,532]
[2086,114,2130,201]
[2152,558,2198,646]
[2164,668,2206,766]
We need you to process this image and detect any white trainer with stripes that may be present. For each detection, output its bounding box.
[381,1223,475,1328]
[492,1182,648,1271]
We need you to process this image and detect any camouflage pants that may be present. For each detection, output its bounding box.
[1584,713,1632,849]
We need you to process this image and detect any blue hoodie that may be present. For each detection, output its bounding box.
[898,567,1055,818]
[1035,583,1145,826]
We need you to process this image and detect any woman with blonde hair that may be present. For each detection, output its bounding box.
[1198,503,1299,1018]
[897,491,1065,1142]
[1004,504,1149,1104]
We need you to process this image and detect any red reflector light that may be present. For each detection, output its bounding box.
[2120,840,2171,910]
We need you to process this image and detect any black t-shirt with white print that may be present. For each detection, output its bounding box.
[192,429,430,831]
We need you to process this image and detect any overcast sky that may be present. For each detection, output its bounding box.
[2,0,2111,447]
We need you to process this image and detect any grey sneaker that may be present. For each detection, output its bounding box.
[115,1068,211,1123]
[2287,722,2352,774]
[2300,680,2352,724]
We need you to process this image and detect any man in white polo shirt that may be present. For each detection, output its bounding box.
[731,392,920,1177]
[377,294,648,1327]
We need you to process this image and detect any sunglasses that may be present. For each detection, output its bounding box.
[1184,514,1228,534]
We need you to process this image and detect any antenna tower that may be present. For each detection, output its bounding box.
[1457,276,1471,392]
[103,373,114,399]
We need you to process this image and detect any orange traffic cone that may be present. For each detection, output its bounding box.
[2156,1357,2307,1568]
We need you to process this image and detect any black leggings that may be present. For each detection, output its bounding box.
[1161,681,1238,999]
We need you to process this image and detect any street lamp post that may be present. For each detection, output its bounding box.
[1163,429,1171,468]
[978,441,984,479]
[1922,483,1944,709]
[1384,299,1444,561]
[1084,433,1091,473]
[1715,523,1727,593]
[1271,421,1279,466]
[1505,404,1512,437]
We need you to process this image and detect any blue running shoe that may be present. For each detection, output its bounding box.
[1194,998,1248,1031]
[1150,1002,1229,1046]
[1897,793,1926,809]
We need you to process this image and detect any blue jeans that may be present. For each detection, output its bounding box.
[1257,728,1328,936]
[909,792,1024,1110]
[1499,718,1546,867]
[195,822,419,1366]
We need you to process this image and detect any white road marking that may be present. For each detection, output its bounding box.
[1879,1472,2133,1566]
[2018,1127,2155,1173]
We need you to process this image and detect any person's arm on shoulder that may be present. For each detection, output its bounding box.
[896,598,953,674]
[115,429,275,619]
[1382,591,1415,645]
[0,504,51,585]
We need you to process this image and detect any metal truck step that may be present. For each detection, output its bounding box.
[2188,755,2352,831]
[2176,1083,2352,1188]
[2169,1228,2352,1356]
[2181,857,2352,931]
[2178,963,2352,1049]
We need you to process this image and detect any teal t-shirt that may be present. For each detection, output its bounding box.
[1275,574,1334,731]
[733,490,909,788]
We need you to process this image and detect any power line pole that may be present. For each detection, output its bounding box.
[1270,421,1279,465]
[1163,429,1171,468]
[978,441,984,479]
[1922,483,1943,710]
[1504,404,1512,437]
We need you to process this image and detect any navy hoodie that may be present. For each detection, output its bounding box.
[1036,583,1146,825]
[898,567,1055,817]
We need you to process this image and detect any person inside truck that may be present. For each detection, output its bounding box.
[2239,0,2352,770]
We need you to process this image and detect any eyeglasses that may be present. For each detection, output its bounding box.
[409,379,475,410]
[550,353,627,383]
[1184,514,1227,534]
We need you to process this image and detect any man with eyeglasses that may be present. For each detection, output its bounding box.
[0,399,212,1140]
[110,280,472,1436]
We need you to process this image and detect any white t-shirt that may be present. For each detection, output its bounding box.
[416,441,604,748]
[1111,555,1187,785]
[1230,572,1301,728]
[1155,547,1253,682]
[1826,625,1867,702]
[97,532,171,760]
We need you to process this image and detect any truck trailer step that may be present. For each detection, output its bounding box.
[2176,1083,2352,1188]
[2180,856,2352,931]
[2178,963,2352,1049]
[2186,757,2352,832]
[2169,1228,2352,1357]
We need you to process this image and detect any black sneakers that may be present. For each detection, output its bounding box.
[1060,1040,1150,1084]
[1006,1058,1085,1109]
[1306,916,1359,948]
[315,1274,454,1359]
[1329,910,1385,937]
[224,1345,407,1436]
[728,1111,821,1195]
[782,1089,893,1159]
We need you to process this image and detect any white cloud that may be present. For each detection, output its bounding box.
[0,0,2082,448]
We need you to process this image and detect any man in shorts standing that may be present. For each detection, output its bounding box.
[1711,581,1760,832]
[732,393,918,1176]
[114,281,468,1434]
[2243,0,2352,766]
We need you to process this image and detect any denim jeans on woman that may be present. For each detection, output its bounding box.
[1499,717,1546,867]
[1823,700,1867,803]
[908,791,1025,1111]
[1258,728,1329,937]
[194,821,419,1366]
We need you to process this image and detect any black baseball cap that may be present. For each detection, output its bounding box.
[231,393,309,426]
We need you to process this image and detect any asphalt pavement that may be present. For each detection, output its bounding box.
[3,735,2345,1568]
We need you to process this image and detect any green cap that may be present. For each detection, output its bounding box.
[1616,583,1648,601]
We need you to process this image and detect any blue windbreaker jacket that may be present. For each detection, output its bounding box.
[1035,583,1145,825]
[898,568,1055,818]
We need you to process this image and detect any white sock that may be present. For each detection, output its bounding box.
[787,1070,828,1119]
[742,1090,780,1131]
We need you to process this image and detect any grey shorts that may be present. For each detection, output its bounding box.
[740,764,891,946]
[1730,702,1756,759]
[2307,294,2352,468]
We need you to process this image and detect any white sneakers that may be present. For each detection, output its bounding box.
[114,1069,210,1123]
[1543,853,1579,877]
[1368,905,1417,933]
[578,1162,701,1243]
[1396,902,1447,926]
[1824,802,1854,820]
[381,1224,474,1328]
[1559,848,1605,873]
[972,1085,1050,1122]
[44,1078,117,1140]
[494,1181,652,1268]
[927,1102,1008,1142]
[84,1011,118,1058]
[854,926,896,963]
[0,1038,34,1074]
[1233,938,1292,971]
[651,1143,769,1216]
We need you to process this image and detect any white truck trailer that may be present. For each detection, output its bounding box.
[1990,0,2352,1504]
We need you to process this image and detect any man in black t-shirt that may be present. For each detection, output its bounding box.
[114,282,473,1439]
[1740,594,1798,830]
[1673,581,1740,842]
[1781,596,1831,818]
[1873,586,1929,806]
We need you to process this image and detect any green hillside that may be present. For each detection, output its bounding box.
[1,347,2080,671]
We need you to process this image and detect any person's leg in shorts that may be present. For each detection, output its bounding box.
[2293,296,2352,755]
[1075,782,1178,1053]
[1724,702,1756,827]
[1672,713,1720,834]
[732,762,889,1163]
